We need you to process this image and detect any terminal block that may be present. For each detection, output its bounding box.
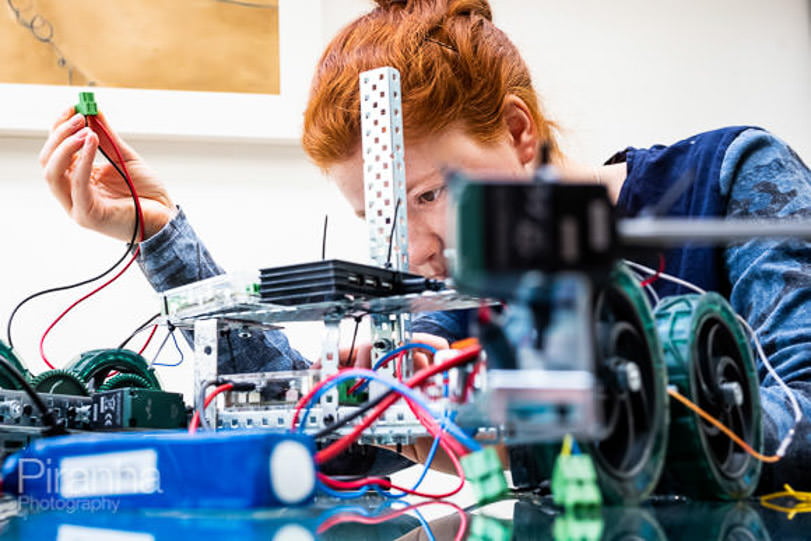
[460,446,509,505]
[551,452,602,512]
[76,92,98,116]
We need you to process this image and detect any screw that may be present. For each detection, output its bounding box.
[720,382,744,407]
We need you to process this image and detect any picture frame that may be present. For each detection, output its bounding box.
[0,0,321,143]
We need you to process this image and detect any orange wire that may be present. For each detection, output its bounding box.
[667,387,781,463]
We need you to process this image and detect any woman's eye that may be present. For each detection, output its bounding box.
[418,187,445,204]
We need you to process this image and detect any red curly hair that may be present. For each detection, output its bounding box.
[302,0,559,170]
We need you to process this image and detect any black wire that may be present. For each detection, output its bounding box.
[0,353,66,436]
[313,389,391,440]
[5,117,140,350]
[321,214,328,260]
[384,199,401,269]
[118,313,161,349]
[344,314,364,367]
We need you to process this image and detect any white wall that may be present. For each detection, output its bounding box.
[0,0,809,400]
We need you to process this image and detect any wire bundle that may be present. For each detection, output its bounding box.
[7,111,147,370]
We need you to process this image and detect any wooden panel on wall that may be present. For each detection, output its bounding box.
[0,0,279,94]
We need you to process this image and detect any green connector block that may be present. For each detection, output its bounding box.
[76,91,98,116]
[460,446,508,505]
[337,378,368,405]
[468,514,513,541]
[553,509,604,541]
[551,453,602,512]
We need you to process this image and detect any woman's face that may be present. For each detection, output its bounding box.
[330,126,529,279]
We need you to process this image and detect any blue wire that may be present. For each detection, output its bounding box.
[371,343,438,371]
[297,368,481,452]
[412,508,437,541]
[351,343,439,394]
[152,329,185,367]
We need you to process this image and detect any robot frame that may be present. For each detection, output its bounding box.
[162,67,804,504]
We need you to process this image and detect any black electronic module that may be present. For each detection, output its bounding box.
[259,259,444,306]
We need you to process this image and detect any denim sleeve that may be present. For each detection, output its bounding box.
[719,129,811,490]
[137,208,310,372]
[411,309,473,343]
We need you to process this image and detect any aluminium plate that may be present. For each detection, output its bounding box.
[168,289,488,327]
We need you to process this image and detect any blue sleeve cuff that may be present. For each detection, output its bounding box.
[137,207,224,292]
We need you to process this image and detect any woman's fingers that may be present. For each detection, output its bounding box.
[42,127,92,211]
[50,106,75,131]
[39,112,84,169]
[339,342,372,368]
[70,131,99,223]
[411,333,449,371]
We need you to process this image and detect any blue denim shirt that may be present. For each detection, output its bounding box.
[138,127,811,490]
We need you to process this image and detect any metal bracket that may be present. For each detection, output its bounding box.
[360,66,412,391]
[194,319,220,430]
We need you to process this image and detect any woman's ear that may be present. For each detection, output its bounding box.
[502,94,540,169]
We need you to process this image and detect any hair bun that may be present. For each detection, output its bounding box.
[373,0,408,8]
[373,0,492,20]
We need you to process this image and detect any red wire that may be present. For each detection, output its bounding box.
[39,250,140,369]
[314,345,481,464]
[317,500,469,541]
[460,361,483,403]
[640,253,666,288]
[318,426,466,499]
[189,383,234,434]
[87,116,146,243]
[346,349,407,396]
[404,392,467,457]
[293,345,479,433]
[38,114,146,369]
[137,324,158,355]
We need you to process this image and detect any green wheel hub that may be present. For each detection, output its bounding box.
[654,293,762,499]
[587,263,669,504]
[509,264,670,505]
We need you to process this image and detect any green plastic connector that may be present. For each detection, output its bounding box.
[460,446,508,505]
[337,379,368,405]
[553,509,604,541]
[76,91,98,116]
[467,514,513,541]
[551,452,602,512]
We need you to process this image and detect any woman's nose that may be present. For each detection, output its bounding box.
[407,215,444,275]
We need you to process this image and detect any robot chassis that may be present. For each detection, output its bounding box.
[162,67,811,504]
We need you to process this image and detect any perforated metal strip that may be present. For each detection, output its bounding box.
[360,67,409,272]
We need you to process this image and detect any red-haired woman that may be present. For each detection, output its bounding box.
[40,0,811,493]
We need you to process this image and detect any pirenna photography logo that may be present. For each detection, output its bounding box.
[13,449,164,514]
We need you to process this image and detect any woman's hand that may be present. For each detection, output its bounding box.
[40,107,177,243]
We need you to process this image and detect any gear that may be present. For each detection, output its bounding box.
[66,349,161,391]
[29,369,90,396]
[0,340,30,390]
[98,373,153,392]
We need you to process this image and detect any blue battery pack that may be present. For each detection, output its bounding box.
[1,430,316,509]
